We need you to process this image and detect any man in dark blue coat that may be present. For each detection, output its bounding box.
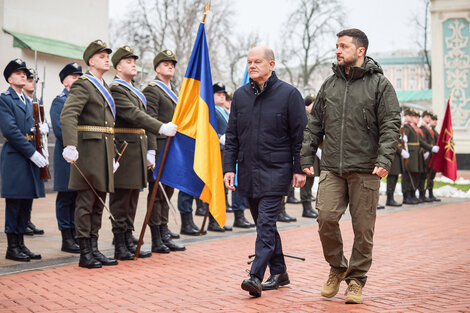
[0,58,47,262]
[50,62,83,253]
[223,46,307,297]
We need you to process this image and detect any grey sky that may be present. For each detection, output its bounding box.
[109,0,425,55]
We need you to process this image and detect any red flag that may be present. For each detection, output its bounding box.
[432,100,457,181]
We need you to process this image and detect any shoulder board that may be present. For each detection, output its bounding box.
[80,76,87,80]
[111,82,119,87]
[149,82,157,86]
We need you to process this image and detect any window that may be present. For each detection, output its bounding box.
[396,78,402,89]
[410,77,417,89]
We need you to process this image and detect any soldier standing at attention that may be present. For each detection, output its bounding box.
[427,114,441,201]
[301,29,400,304]
[419,110,439,202]
[1,59,46,262]
[50,62,83,253]
[143,50,182,253]
[60,40,118,268]
[109,46,181,260]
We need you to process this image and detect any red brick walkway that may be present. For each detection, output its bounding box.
[0,201,469,313]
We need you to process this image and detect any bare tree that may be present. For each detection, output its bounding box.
[414,0,432,89]
[277,0,343,93]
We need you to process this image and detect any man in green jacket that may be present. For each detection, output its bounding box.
[301,29,400,304]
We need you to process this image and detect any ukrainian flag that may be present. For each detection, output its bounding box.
[155,22,226,227]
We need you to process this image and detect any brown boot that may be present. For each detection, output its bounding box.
[345,280,363,304]
[321,270,347,298]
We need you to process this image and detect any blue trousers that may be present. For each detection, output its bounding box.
[4,198,32,234]
[56,191,77,231]
[231,189,246,211]
[247,196,286,280]
[177,191,194,214]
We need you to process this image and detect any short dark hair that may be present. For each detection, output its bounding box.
[336,28,369,54]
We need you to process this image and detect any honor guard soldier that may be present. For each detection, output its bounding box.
[401,108,422,204]
[427,114,441,201]
[60,40,118,268]
[419,110,440,202]
[109,46,182,260]
[1,59,46,262]
[50,62,83,253]
[385,139,403,207]
[143,50,182,253]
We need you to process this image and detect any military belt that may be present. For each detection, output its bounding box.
[77,125,115,134]
[4,134,34,142]
[114,128,146,135]
[407,142,419,146]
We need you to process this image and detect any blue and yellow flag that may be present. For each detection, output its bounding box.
[241,65,250,86]
[155,22,226,227]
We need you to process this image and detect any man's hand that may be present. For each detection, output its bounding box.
[293,173,306,188]
[372,166,388,178]
[63,145,78,163]
[401,150,410,159]
[30,151,47,168]
[432,145,439,153]
[39,122,49,135]
[302,166,314,176]
[159,122,178,137]
[224,172,236,191]
[219,134,226,145]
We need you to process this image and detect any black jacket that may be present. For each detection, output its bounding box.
[223,72,307,198]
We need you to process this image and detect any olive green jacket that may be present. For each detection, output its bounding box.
[143,77,178,154]
[110,77,162,189]
[60,71,115,192]
[420,124,435,169]
[403,123,424,173]
[301,57,401,174]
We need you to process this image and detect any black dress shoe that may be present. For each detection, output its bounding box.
[377,204,385,210]
[262,272,290,290]
[24,226,34,236]
[241,275,262,297]
[27,221,44,235]
[286,196,301,204]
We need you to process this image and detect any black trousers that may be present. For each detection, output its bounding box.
[56,191,77,231]
[4,198,32,234]
[247,196,286,280]
[386,175,399,194]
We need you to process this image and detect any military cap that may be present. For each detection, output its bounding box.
[413,108,421,117]
[3,58,31,83]
[213,82,226,94]
[112,46,138,68]
[431,113,438,120]
[83,39,112,66]
[404,108,415,116]
[304,93,316,106]
[59,62,83,83]
[153,49,177,69]
[421,110,433,117]
[225,91,233,101]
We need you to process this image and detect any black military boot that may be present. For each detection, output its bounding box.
[278,203,297,222]
[385,193,402,207]
[428,188,441,202]
[27,221,44,235]
[61,228,80,253]
[208,214,225,232]
[18,233,41,259]
[90,237,118,266]
[161,227,185,251]
[150,225,170,253]
[5,234,30,262]
[125,231,151,258]
[161,223,180,239]
[419,189,431,203]
[409,190,420,204]
[180,213,200,236]
[114,232,134,260]
[233,210,254,228]
[77,238,101,269]
[286,189,301,204]
[195,200,207,216]
[302,201,318,218]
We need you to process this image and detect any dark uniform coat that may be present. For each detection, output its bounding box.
[388,142,403,176]
[215,106,229,151]
[110,78,162,189]
[223,72,307,198]
[420,124,435,170]
[60,72,115,193]
[0,87,45,198]
[403,123,424,173]
[143,78,178,155]
[50,89,71,192]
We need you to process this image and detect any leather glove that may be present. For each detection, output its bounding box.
[432,145,439,153]
[62,145,78,163]
[113,158,119,173]
[30,151,47,168]
[316,148,322,160]
[147,150,156,167]
[401,150,410,159]
[424,151,430,160]
[158,122,177,137]
[219,134,226,145]
[402,135,408,143]
[39,122,49,135]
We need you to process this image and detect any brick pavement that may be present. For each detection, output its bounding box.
[0,200,469,312]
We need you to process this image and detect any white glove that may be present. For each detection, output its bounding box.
[424,151,430,160]
[219,134,226,145]
[113,158,119,173]
[432,145,439,153]
[30,151,47,168]
[159,122,177,137]
[402,135,408,143]
[401,150,410,159]
[147,150,156,167]
[62,145,78,163]
[316,148,322,160]
[39,123,49,135]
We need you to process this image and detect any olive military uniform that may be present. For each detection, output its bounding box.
[401,122,422,201]
[419,122,435,201]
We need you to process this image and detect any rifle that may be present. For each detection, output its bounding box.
[32,51,51,180]
[400,127,416,191]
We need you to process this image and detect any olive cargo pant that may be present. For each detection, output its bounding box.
[75,189,106,239]
[109,188,140,233]
[316,171,380,287]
